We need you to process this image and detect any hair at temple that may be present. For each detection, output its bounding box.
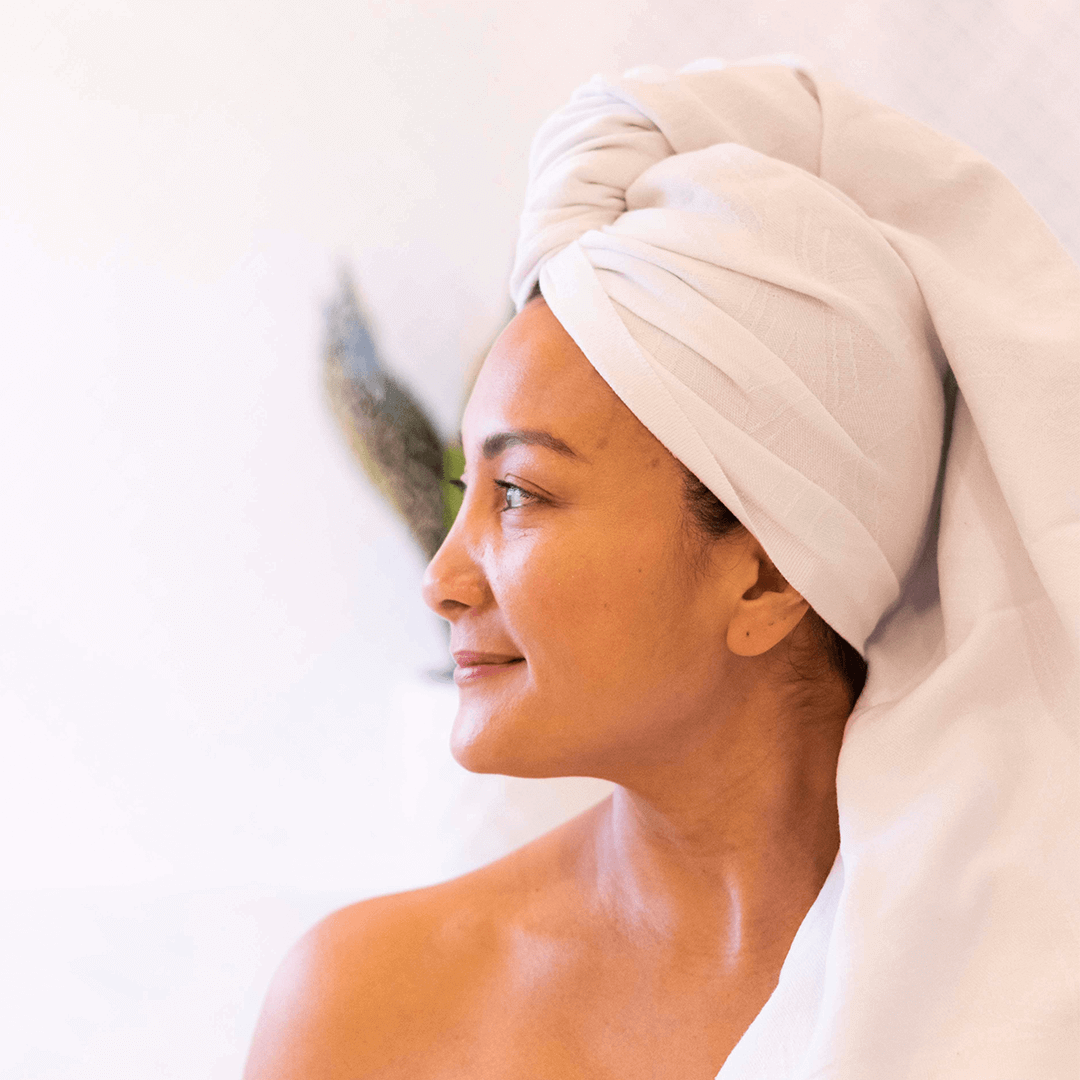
[680,466,869,710]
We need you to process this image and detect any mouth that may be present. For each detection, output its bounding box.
[451,651,526,684]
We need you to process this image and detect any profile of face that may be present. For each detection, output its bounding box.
[421,298,809,784]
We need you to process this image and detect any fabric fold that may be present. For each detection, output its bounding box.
[511,57,1079,1079]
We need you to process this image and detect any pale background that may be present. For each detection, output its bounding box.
[1,1,1077,1076]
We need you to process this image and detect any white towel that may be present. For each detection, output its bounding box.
[510,58,1079,1078]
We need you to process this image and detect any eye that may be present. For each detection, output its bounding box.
[495,480,538,511]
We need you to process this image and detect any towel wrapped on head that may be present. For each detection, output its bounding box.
[510,59,1079,1079]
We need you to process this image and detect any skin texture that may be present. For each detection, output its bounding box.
[244,298,853,1080]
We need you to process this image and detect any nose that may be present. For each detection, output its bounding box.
[421,512,489,621]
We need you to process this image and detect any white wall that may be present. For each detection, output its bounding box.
[2,1,1076,1075]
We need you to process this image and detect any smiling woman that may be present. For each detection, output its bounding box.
[243,59,1078,1080]
[245,298,850,1079]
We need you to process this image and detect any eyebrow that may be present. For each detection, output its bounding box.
[480,429,581,460]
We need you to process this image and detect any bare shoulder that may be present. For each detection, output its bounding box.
[242,879,495,1080]
[243,799,607,1080]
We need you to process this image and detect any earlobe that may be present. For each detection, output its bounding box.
[726,552,810,657]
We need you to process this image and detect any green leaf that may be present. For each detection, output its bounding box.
[441,444,466,534]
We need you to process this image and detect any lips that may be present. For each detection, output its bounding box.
[451,650,526,684]
[452,651,524,667]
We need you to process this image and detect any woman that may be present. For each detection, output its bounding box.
[245,59,1078,1079]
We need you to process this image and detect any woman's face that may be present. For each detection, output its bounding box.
[422,299,749,781]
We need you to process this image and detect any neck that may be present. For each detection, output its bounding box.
[587,683,848,970]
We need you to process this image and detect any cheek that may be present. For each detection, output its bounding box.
[449,520,723,776]
[498,525,706,695]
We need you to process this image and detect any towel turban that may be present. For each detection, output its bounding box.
[509,58,1079,1078]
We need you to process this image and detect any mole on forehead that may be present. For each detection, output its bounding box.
[479,429,582,460]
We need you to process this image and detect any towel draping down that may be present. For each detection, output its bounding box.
[509,59,1079,1079]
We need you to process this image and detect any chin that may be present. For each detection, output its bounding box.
[448,701,588,780]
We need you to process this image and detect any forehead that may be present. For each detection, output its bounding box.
[463,299,642,457]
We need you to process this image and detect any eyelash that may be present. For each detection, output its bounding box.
[494,480,539,511]
[448,478,540,511]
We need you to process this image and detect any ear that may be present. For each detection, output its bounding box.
[726,543,810,658]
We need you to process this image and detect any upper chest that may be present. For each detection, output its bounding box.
[379,923,778,1080]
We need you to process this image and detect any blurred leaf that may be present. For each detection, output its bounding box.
[323,270,447,561]
[441,444,466,535]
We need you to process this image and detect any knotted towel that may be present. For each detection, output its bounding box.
[510,58,1079,1078]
